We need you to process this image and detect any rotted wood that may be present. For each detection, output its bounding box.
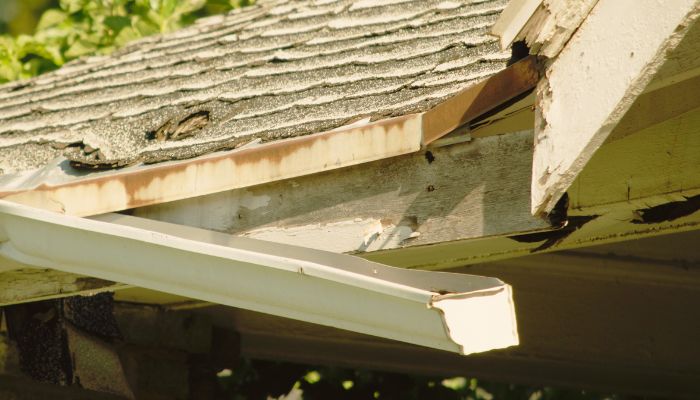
[131,96,700,270]
[492,0,599,57]
[132,130,553,256]
[0,268,128,307]
[530,0,700,215]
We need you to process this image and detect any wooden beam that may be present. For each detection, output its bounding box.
[491,0,542,50]
[471,61,700,142]
[645,16,700,92]
[130,98,700,270]
[492,0,599,57]
[375,107,700,270]
[0,268,128,307]
[531,0,700,215]
[606,75,700,143]
[132,130,552,255]
[570,105,700,212]
[421,56,539,144]
[469,93,535,138]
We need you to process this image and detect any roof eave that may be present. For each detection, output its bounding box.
[0,57,539,217]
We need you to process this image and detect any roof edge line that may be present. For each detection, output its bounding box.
[0,57,538,217]
[422,55,540,145]
[0,113,423,216]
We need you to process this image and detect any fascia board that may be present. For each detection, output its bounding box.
[0,57,538,217]
[0,200,518,355]
[491,0,543,50]
[531,0,700,215]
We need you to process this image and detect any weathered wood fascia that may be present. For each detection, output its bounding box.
[531,0,700,216]
[130,102,700,271]
[413,103,700,269]
[0,268,128,307]
[0,57,538,217]
[491,0,599,58]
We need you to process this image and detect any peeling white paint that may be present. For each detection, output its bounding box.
[133,190,270,231]
[531,0,700,215]
[242,219,418,253]
[237,192,271,210]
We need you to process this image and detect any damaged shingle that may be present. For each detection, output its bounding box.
[146,110,211,142]
[0,0,511,174]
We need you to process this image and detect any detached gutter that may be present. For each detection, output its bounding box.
[0,57,538,217]
[0,200,518,355]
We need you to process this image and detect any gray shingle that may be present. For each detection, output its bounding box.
[0,0,510,174]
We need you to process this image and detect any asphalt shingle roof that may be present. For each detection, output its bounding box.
[0,0,510,174]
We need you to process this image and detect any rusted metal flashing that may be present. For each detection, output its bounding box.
[0,58,538,216]
[0,0,512,176]
[422,56,539,144]
[1,114,422,215]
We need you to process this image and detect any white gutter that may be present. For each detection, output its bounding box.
[0,200,518,355]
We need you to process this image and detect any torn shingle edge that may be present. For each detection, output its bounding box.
[0,57,538,217]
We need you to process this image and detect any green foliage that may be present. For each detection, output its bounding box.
[216,359,623,400]
[0,0,254,83]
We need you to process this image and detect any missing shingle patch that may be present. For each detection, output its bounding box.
[147,111,210,142]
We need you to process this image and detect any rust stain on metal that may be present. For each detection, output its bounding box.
[422,55,540,144]
[0,59,541,216]
[0,114,422,216]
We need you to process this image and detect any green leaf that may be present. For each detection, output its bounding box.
[23,56,61,77]
[104,16,132,33]
[231,0,255,8]
[37,9,69,31]
[43,45,65,66]
[177,0,206,14]
[159,0,178,17]
[64,38,98,59]
[0,36,22,83]
[133,17,160,36]
[60,0,88,14]
[16,38,64,66]
[114,26,141,48]
[2,0,254,83]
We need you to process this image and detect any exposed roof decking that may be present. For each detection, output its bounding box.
[0,0,511,174]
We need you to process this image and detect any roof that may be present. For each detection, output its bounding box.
[0,0,511,175]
